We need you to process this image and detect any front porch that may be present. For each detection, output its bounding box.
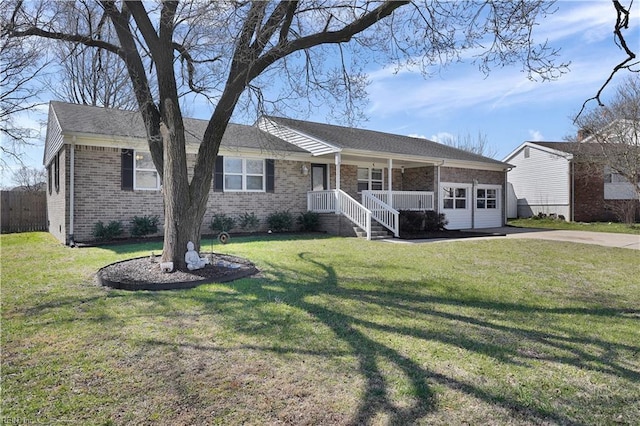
[307,190,435,240]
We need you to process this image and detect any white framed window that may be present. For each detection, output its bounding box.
[357,167,383,192]
[443,187,467,209]
[224,157,265,192]
[134,151,161,190]
[604,166,629,183]
[476,188,498,209]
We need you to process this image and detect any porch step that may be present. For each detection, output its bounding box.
[353,223,391,240]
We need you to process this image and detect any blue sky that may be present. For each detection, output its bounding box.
[362,0,639,158]
[2,0,638,187]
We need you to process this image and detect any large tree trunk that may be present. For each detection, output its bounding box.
[159,99,210,270]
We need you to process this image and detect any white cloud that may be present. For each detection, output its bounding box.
[430,132,454,143]
[534,1,614,44]
[364,1,637,119]
[528,130,544,141]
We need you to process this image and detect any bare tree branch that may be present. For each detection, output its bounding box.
[576,0,639,119]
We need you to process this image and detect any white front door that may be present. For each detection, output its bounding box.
[311,164,328,191]
[475,185,502,228]
[440,183,472,229]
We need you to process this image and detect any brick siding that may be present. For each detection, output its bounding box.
[402,167,436,191]
[48,145,509,243]
[46,148,67,243]
[57,145,313,243]
[573,162,640,222]
[440,166,504,185]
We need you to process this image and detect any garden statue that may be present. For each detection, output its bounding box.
[185,241,210,271]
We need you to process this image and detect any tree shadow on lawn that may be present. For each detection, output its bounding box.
[13,251,639,425]
[124,253,637,424]
[90,233,333,256]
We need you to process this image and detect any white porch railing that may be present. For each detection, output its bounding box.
[307,190,373,240]
[307,190,336,213]
[362,192,399,237]
[307,190,435,239]
[336,190,372,240]
[365,190,434,211]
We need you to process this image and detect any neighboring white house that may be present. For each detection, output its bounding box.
[503,142,573,219]
[504,140,639,222]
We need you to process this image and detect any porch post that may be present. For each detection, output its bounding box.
[387,158,393,208]
[335,153,341,215]
[335,152,341,191]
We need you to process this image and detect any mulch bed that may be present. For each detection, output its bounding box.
[97,253,258,291]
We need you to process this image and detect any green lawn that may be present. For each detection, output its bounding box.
[508,217,640,234]
[2,232,639,425]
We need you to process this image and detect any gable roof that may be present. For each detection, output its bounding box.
[502,141,574,163]
[44,101,304,164]
[46,101,509,169]
[533,141,606,156]
[263,115,508,167]
[502,141,612,165]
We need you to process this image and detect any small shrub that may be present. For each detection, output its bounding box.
[130,215,159,237]
[238,212,260,231]
[267,210,293,232]
[92,220,124,241]
[297,211,320,232]
[399,211,424,233]
[210,213,236,232]
[423,210,448,231]
[399,210,448,234]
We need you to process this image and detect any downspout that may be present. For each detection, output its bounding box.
[472,179,478,229]
[69,136,76,246]
[571,160,575,222]
[504,168,511,226]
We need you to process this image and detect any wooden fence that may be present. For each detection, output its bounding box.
[1,191,47,233]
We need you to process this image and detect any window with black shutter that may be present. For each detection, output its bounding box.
[214,156,224,192]
[54,153,60,193]
[121,149,134,191]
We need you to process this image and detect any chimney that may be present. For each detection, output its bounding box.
[576,128,591,141]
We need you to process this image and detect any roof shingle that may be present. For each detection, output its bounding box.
[265,115,507,166]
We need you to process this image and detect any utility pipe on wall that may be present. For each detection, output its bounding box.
[69,136,76,246]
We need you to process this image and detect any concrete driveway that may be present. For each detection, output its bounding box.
[385,227,640,250]
[479,227,640,250]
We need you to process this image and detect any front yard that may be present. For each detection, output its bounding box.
[2,232,639,425]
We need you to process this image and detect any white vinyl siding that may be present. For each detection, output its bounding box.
[506,145,571,218]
